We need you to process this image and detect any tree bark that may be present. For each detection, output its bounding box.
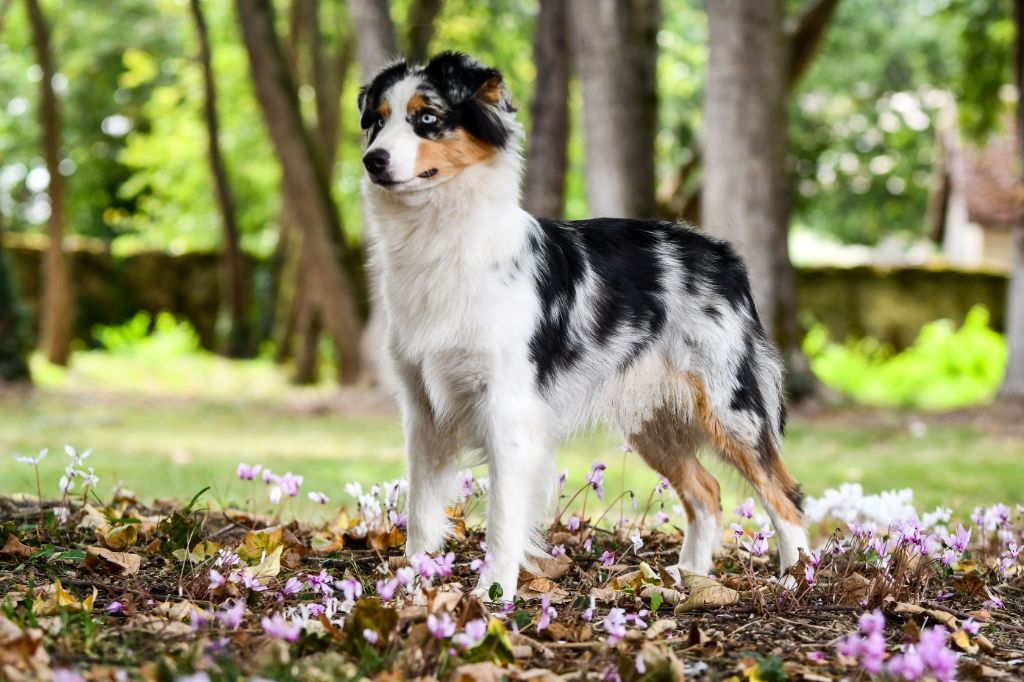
[236,0,363,383]
[1000,0,1024,399]
[523,0,571,218]
[26,0,70,366]
[569,0,659,218]
[703,0,788,342]
[350,0,399,387]
[190,0,251,358]
[406,0,443,64]
[0,218,32,384]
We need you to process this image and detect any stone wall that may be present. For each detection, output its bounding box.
[3,243,1009,351]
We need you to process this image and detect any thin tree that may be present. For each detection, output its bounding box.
[703,0,788,342]
[236,0,363,383]
[569,0,659,218]
[26,0,70,366]
[406,0,443,64]
[0,219,32,384]
[190,0,251,358]
[523,0,571,218]
[1000,0,1024,399]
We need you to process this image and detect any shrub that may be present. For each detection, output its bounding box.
[805,306,1007,409]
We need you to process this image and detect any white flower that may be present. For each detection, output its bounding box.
[59,475,75,493]
[268,485,283,505]
[629,527,643,551]
[14,448,48,465]
[345,482,363,499]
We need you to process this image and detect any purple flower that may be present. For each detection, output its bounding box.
[635,653,646,674]
[858,609,885,636]
[985,592,1004,609]
[586,461,607,499]
[410,553,437,580]
[217,600,246,629]
[208,569,226,591]
[628,609,648,629]
[236,463,262,480]
[307,491,329,505]
[566,515,581,532]
[551,544,566,558]
[427,612,456,640]
[655,511,670,525]
[363,628,378,644]
[601,550,615,567]
[105,601,123,613]
[376,578,398,600]
[242,574,267,592]
[537,594,557,632]
[654,477,670,494]
[262,614,301,642]
[804,565,816,586]
[282,576,303,595]
[558,468,568,491]
[459,618,487,649]
[52,670,85,682]
[434,552,455,578]
[470,553,491,574]
[583,537,593,552]
[457,469,475,498]
[306,569,334,595]
[807,651,825,663]
[887,650,925,681]
[944,524,972,553]
[278,472,304,497]
[735,497,755,519]
[860,631,886,674]
[730,523,745,538]
[963,617,980,636]
[190,608,210,631]
[337,577,362,601]
[917,626,957,682]
[941,548,957,567]
[262,469,276,484]
[602,608,627,643]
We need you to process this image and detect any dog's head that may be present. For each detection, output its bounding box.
[358,51,516,193]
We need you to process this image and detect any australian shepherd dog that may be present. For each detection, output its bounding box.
[358,51,809,599]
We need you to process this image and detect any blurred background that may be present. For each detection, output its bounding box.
[0,0,1021,513]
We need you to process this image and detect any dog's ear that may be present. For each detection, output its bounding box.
[357,60,409,130]
[425,52,514,148]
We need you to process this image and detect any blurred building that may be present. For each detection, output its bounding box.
[930,107,1020,272]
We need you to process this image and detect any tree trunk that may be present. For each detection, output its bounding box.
[0,219,32,384]
[350,0,399,387]
[26,0,70,366]
[703,0,788,342]
[1000,0,1024,399]
[406,0,443,64]
[236,0,362,383]
[523,0,571,218]
[190,0,251,358]
[569,0,659,218]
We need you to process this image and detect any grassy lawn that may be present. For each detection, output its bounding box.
[1,352,1022,517]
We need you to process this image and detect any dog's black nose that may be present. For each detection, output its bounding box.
[363,149,390,174]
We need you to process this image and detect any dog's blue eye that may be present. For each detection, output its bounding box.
[376,118,386,129]
[418,112,438,125]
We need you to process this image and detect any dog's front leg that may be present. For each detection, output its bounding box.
[397,368,459,557]
[476,396,553,601]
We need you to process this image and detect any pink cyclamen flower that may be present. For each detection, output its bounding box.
[962,617,980,636]
[278,472,304,497]
[470,553,491,574]
[282,576,304,595]
[566,515,581,532]
[654,476,670,494]
[859,631,887,674]
[635,653,646,674]
[804,565,816,586]
[583,537,593,552]
[887,650,925,681]
[236,463,262,480]
[457,469,475,498]
[217,600,246,629]
[629,609,648,629]
[602,607,627,643]
[730,523,745,538]
[105,601,123,613]
[363,628,378,644]
[807,651,825,663]
[307,491,329,505]
[735,497,755,519]
[209,569,226,591]
[859,609,885,636]
[537,594,557,632]
[243,574,267,592]
[558,468,568,491]
[586,461,607,499]
[262,614,301,642]
[262,469,276,484]
[655,511,670,525]
[427,612,456,640]
[376,578,398,601]
[52,670,85,682]
[410,553,437,580]
[941,548,957,567]
[601,550,615,567]
[337,577,362,601]
[917,626,957,682]
[551,544,566,558]
[944,524,972,553]
[434,552,455,578]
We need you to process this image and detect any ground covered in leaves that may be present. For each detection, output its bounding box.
[2,472,1024,681]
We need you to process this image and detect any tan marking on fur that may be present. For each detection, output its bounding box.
[377,101,391,119]
[475,76,502,105]
[683,372,802,524]
[413,128,498,178]
[407,94,429,114]
[628,425,721,524]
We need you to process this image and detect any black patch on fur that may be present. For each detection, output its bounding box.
[661,226,760,321]
[702,304,721,322]
[358,61,410,130]
[786,483,805,513]
[730,336,768,422]
[527,218,669,389]
[778,400,788,436]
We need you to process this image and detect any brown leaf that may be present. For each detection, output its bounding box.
[645,618,676,640]
[953,572,988,599]
[674,571,739,613]
[83,547,141,575]
[840,572,871,605]
[0,535,35,559]
[952,629,979,654]
[529,553,572,579]
[98,524,138,550]
[640,584,683,607]
[0,615,50,678]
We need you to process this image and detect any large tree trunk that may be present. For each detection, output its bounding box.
[703,0,788,342]
[406,0,443,64]
[190,0,251,358]
[569,0,659,218]
[236,0,362,383]
[0,220,32,384]
[523,0,571,219]
[26,0,70,366]
[1001,0,1024,400]
[350,0,399,387]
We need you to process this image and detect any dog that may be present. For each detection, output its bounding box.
[358,51,809,599]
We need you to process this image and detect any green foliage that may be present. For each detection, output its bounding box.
[951,0,1014,140]
[93,311,202,359]
[805,306,1007,409]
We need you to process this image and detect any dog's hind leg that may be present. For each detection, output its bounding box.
[629,420,722,576]
[684,371,809,574]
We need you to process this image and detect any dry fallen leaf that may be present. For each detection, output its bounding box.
[99,523,139,550]
[83,546,141,575]
[529,554,573,579]
[0,535,35,559]
[32,580,97,615]
[674,571,739,613]
[640,584,684,607]
[243,545,283,583]
[0,615,50,680]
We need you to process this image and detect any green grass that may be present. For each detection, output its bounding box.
[1,352,1022,518]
